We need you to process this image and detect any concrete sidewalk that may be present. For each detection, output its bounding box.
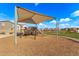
[0,34,13,39]
[61,36,79,42]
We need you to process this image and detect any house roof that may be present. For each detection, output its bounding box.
[0,20,14,24]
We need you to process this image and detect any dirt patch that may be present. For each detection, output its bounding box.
[0,35,79,56]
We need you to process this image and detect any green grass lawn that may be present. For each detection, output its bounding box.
[44,31,79,39]
[44,31,57,35]
[59,31,79,39]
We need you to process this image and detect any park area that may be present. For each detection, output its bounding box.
[0,4,79,56]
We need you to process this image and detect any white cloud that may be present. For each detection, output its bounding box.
[71,25,79,28]
[60,18,71,22]
[35,3,39,6]
[0,13,13,21]
[73,20,79,25]
[50,20,56,24]
[39,23,47,27]
[39,23,43,25]
[59,23,70,28]
[71,10,79,17]
[10,20,14,23]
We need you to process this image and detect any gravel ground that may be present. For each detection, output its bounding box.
[0,35,79,56]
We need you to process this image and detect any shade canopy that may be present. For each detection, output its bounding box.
[16,6,52,24]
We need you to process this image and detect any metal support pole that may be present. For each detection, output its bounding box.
[56,20,59,40]
[19,24,22,38]
[14,6,18,45]
[34,24,38,40]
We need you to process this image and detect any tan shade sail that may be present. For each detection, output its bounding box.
[17,6,52,24]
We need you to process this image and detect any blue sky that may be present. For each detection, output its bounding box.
[0,3,79,29]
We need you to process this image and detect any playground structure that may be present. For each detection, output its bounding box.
[17,24,41,36]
